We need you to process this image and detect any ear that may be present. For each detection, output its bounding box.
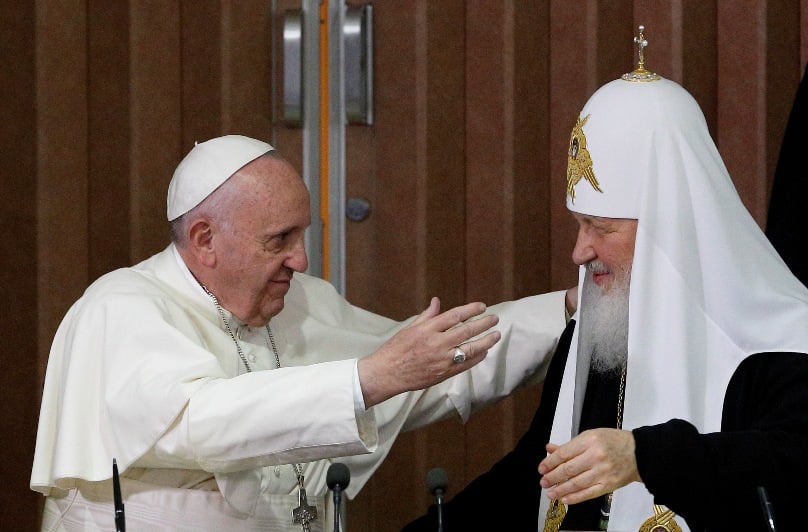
[187,218,217,267]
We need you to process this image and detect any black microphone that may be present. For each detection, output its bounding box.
[112,458,125,532]
[326,462,351,532]
[757,486,776,532]
[426,468,448,532]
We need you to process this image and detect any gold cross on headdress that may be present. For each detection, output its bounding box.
[634,25,649,71]
[622,24,661,82]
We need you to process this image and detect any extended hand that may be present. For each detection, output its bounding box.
[358,297,501,408]
[538,428,640,504]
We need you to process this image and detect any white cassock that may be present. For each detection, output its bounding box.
[32,244,568,531]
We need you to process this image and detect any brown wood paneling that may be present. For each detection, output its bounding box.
[36,0,90,346]
[595,1,635,85]
[129,2,182,260]
[513,1,553,300]
[369,0,423,320]
[1,3,40,528]
[88,0,131,281]
[466,1,513,303]
[681,1,718,135]
[424,0,466,310]
[222,1,274,137]
[717,1,767,224]
[181,0,223,145]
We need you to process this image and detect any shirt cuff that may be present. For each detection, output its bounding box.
[352,359,367,414]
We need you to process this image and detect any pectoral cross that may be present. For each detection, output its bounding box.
[291,476,318,532]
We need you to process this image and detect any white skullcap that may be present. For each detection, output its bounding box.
[167,135,274,221]
[565,77,706,219]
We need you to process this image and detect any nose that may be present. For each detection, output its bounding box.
[571,227,596,266]
[286,239,309,273]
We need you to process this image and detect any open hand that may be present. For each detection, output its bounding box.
[358,297,500,408]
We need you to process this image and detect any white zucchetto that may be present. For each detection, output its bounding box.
[167,135,274,221]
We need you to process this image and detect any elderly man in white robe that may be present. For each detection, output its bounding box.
[31,135,574,531]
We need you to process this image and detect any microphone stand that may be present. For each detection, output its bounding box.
[112,458,125,532]
[333,485,344,532]
[434,487,444,532]
[426,468,448,532]
[757,486,776,532]
[326,463,351,532]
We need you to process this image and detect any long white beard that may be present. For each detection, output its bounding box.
[578,261,630,374]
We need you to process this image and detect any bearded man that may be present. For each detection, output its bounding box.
[405,27,808,532]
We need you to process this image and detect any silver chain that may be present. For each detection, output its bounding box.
[201,284,305,486]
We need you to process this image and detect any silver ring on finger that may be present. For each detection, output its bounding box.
[452,346,467,364]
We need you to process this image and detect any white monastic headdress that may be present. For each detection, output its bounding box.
[540,26,808,531]
[167,135,274,221]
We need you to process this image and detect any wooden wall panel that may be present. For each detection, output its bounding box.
[36,0,90,351]
[1,3,39,528]
[221,1,274,137]
[717,1,768,224]
[681,1,718,134]
[4,1,806,531]
[129,0,182,262]
[88,0,131,280]
[129,2,182,260]
[181,0,223,145]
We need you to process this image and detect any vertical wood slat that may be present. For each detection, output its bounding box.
[36,0,90,351]
[717,1,768,224]
[1,2,41,528]
[221,1,274,137]
[129,2,182,260]
[181,0,223,146]
[88,0,131,281]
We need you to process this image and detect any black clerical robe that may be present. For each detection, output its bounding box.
[403,320,808,531]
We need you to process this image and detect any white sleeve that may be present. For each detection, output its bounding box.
[141,358,377,473]
[399,289,568,431]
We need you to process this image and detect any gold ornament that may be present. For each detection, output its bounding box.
[566,114,602,203]
[543,499,567,532]
[638,504,682,532]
